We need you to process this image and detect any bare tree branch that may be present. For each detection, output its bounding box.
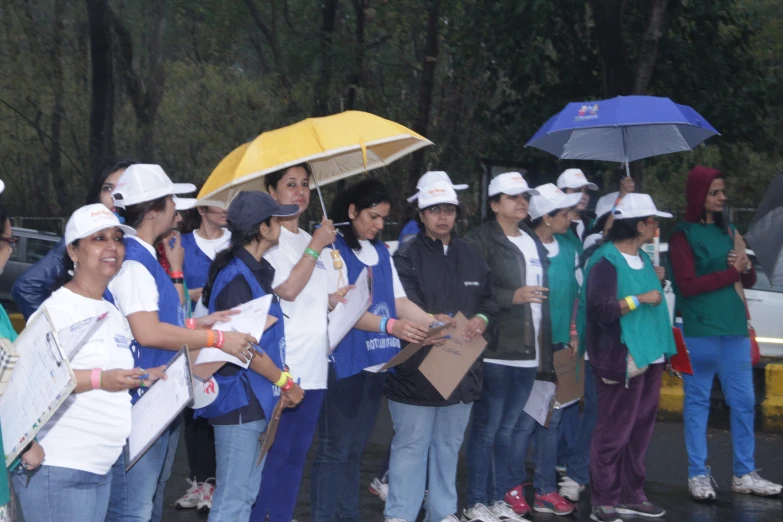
[633,0,668,94]
[244,0,280,65]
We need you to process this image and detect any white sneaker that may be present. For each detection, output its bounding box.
[732,471,783,497]
[489,501,530,521]
[174,478,202,509]
[558,476,585,502]
[688,474,717,501]
[369,477,389,502]
[197,478,215,511]
[462,503,503,522]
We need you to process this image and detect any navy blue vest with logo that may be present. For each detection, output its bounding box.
[330,235,400,380]
[181,232,213,307]
[196,256,285,421]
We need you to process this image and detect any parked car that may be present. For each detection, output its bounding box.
[0,227,61,303]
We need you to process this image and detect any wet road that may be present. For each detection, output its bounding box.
[161,398,783,521]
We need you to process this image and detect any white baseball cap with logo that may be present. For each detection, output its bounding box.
[612,193,672,220]
[416,180,459,209]
[528,183,583,220]
[594,192,619,220]
[65,204,136,245]
[407,171,468,203]
[557,168,598,191]
[488,172,540,197]
[112,164,197,211]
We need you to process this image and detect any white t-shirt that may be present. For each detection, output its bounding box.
[193,229,231,260]
[108,236,160,317]
[572,220,585,241]
[33,288,135,475]
[264,227,329,390]
[621,252,664,365]
[486,231,543,368]
[324,239,407,299]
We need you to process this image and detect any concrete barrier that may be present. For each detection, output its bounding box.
[761,364,783,432]
[658,371,685,419]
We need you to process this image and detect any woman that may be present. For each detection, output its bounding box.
[12,204,165,521]
[462,172,553,522]
[11,158,136,319]
[310,178,435,522]
[669,166,782,500]
[174,201,231,511]
[557,168,598,250]
[383,173,497,522]
[581,193,675,522]
[507,183,583,516]
[104,164,257,522]
[196,190,305,521]
[249,165,342,522]
[1,187,45,521]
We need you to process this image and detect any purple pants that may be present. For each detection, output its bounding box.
[590,363,663,507]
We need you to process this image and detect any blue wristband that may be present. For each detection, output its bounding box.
[379,316,388,334]
[631,295,640,308]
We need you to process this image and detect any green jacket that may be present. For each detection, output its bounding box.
[465,220,555,376]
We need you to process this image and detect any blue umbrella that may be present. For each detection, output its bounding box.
[525,95,719,177]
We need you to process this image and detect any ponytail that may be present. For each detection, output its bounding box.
[201,248,237,307]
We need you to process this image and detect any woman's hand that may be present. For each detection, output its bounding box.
[512,286,548,304]
[21,440,45,471]
[195,309,240,329]
[654,266,666,283]
[637,290,662,306]
[463,316,487,341]
[568,335,579,359]
[328,285,355,310]
[311,217,337,251]
[391,318,429,344]
[281,381,304,409]
[729,250,751,273]
[140,365,168,388]
[220,332,259,363]
[188,287,203,303]
[163,231,184,271]
[100,368,147,392]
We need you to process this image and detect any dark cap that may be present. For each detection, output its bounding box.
[227,191,299,230]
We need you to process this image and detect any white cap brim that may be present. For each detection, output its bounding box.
[0,179,5,195]
[174,197,197,211]
[490,187,540,197]
[567,182,598,191]
[68,224,136,245]
[654,210,673,218]
[195,199,227,210]
[172,182,197,195]
[407,183,468,203]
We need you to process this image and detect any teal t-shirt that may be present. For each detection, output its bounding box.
[0,303,17,507]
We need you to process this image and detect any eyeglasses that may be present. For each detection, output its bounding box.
[644,217,659,225]
[0,236,18,247]
[426,205,457,215]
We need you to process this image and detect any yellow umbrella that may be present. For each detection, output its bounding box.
[198,111,433,207]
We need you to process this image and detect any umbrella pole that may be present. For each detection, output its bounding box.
[309,162,329,219]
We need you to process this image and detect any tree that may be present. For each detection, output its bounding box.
[86,0,116,178]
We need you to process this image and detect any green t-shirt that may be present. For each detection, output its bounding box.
[0,303,17,507]
[547,236,579,344]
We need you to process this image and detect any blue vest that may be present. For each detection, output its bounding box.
[330,235,400,380]
[104,238,183,403]
[197,256,286,421]
[181,232,213,296]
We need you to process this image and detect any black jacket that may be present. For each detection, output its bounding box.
[12,239,66,319]
[384,233,498,406]
[465,220,555,377]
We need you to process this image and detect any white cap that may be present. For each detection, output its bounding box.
[594,191,619,220]
[112,164,197,211]
[557,168,598,191]
[417,181,459,209]
[195,199,227,210]
[0,179,4,195]
[407,171,468,203]
[65,204,136,245]
[528,183,583,220]
[612,193,672,220]
[488,172,540,197]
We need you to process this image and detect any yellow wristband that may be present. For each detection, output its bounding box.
[625,296,638,311]
[274,371,292,387]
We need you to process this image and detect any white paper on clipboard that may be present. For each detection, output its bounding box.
[0,309,76,467]
[124,347,193,471]
[57,312,109,360]
[328,268,371,352]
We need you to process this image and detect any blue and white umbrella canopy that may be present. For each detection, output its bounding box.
[526,95,719,176]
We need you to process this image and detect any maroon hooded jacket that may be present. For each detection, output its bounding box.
[669,165,755,299]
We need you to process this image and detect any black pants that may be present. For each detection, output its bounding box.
[183,408,217,481]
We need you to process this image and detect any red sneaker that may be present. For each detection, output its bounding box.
[503,485,532,516]
[533,492,575,516]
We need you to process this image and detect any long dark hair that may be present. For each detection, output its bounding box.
[263,163,312,192]
[201,215,271,307]
[605,216,648,242]
[330,178,390,251]
[117,196,169,230]
[85,157,137,205]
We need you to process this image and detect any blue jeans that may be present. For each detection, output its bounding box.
[106,419,179,522]
[252,389,326,522]
[385,401,473,522]
[13,463,112,522]
[510,404,563,495]
[311,366,386,522]
[561,360,598,485]
[683,335,755,478]
[466,363,537,506]
[209,419,267,522]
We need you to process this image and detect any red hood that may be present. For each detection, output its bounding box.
[684,165,723,223]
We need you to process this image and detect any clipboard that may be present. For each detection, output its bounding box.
[257,400,284,465]
[124,347,193,471]
[1,309,77,467]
